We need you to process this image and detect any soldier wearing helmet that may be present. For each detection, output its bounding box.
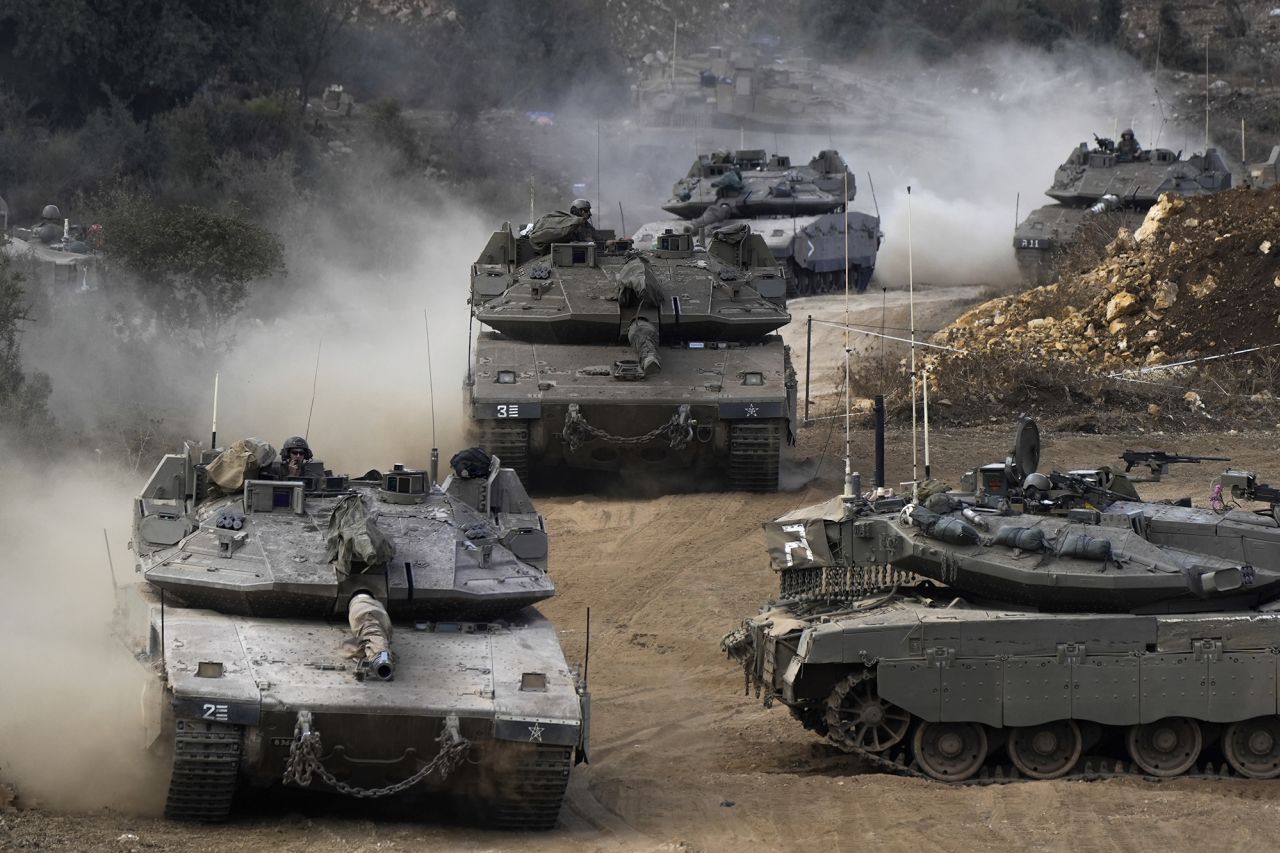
[279,435,313,479]
[1116,129,1142,162]
[567,198,603,242]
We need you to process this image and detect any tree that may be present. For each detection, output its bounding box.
[0,0,280,124]
[262,0,364,114]
[0,249,56,445]
[96,190,285,350]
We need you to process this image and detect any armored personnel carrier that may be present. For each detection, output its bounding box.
[726,417,1280,782]
[468,219,796,491]
[644,149,880,297]
[1015,134,1232,283]
[120,440,587,827]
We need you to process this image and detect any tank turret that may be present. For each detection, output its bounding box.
[1014,134,1232,282]
[727,417,1280,782]
[468,214,797,491]
[642,149,881,296]
[120,440,585,827]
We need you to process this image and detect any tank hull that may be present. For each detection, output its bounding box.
[733,591,1280,781]
[122,583,585,826]
[468,333,796,490]
[633,212,880,297]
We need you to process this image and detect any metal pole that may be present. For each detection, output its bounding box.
[103,528,119,590]
[804,314,813,423]
[874,394,885,488]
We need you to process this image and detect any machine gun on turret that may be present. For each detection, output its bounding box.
[1121,450,1231,481]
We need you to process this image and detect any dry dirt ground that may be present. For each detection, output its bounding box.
[8,294,1280,851]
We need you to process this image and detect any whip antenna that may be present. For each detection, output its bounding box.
[304,340,322,441]
[843,168,852,497]
[907,185,918,501]
[424,309,437,449]
[210,371,219,449]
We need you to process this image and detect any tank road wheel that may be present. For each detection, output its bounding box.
[1223,717,1280,779]
[912,721,987,782]
[728,419,783,492]
[477,421,530,484]
[1126,717,1202,777]
[164,719,243,822]
[1006,720,1083,780]
[824,672,911,753]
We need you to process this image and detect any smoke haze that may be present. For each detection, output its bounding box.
[0,457,166,812]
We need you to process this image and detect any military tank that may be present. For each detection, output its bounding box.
[1014,133,1232,283]
[726,417,1280,782]
[639,149,881,297]
[120,439,587,827]
[468,218,796,491]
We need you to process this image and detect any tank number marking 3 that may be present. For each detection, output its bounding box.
[781,522,812,566]
[496,404,521,418]
[1019,238,1046,249]
[202,703,230,721]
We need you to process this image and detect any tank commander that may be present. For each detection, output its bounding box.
[527,198,604,253]
[1116,129,1142,162]
[278,435,314,479]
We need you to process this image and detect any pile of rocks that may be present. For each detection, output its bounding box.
[933,186,1280,378]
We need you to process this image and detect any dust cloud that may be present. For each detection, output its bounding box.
[567,41,1200,290]
[0,454,167,813]
[193,197,494,474]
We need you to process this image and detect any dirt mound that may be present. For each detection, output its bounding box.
[924,186,1280,427]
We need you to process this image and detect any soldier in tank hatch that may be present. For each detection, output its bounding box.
[1116,129,1143,161]
[279,435,313,479]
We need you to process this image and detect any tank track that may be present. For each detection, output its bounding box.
[476,421,530,484]
[486,743,574,830]
[816,668,1263,786]
[789,263,871,297]
[164,718,243,821]
[727,419,783,492]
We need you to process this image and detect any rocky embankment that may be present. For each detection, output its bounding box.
[925,186,1280,427]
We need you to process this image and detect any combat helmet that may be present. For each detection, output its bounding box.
[281,435,313,461]
[569,198,592,217]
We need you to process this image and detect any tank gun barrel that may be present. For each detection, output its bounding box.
[1089,193,1121,214]
[628,319,661,375]
[348,593,394,681]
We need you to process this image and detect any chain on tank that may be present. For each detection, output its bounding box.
[778,564,920,601]
[283,710,470,798]
[561,403,693,451]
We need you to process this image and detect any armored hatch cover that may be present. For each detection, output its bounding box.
[140,478,553,619]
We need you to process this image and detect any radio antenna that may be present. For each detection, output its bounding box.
[907,185,918,502]
[596,120,603,229]
[618,201,627,239]
[1204,37,1211,151]
[210,371,219,449]
[304,340,322,441]
[843,168,853,498]
[423,309,438,449]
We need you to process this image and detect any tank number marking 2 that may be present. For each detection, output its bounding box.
[201,703,230,721]
[496,404,521,418]
[781,522,812,566]
[1019,238,1046,249]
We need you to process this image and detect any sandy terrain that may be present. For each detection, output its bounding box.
[7,292,1280,852]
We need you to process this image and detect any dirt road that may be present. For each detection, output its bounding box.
[9,425,1280,852]
[8,278,1280,850]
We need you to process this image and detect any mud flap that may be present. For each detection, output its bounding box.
[140,677,166,750]
[576,688,591,765]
